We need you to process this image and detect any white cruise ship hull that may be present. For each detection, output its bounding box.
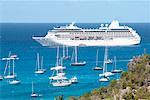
[32,36,140,47]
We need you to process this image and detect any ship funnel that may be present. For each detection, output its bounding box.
[108,20,120,29]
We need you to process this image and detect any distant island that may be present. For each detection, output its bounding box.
[56,54,150,100]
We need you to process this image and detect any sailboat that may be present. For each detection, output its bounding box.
[2,52,18,79]
[34,53,46,74]
[9,78,21,85]
[71,46,86,66]
[49,46,72,87]
[111,56,122,73]
[99,46,114,82]
[93,49,103,70]
[31,82,39,97]
[8,57,21,85]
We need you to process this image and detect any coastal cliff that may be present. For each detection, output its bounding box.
[67,54,150,100]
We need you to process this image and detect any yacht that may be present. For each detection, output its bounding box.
[111,56,122,73]
[99,46,114,79]
[2,52,19,79]
[31,82,39,97]
[32,20,141,47]
[9,79,21,85]
[93,49,103,70]
[34,53,46,74]
[71,46,86,66]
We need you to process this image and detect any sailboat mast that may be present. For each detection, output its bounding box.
[103,46,107,73]
[37,53,40,70]
[41,56,43,69]
[114,56,116,70]
[56,46,59,66]
[8,59,11,76]
[75,46,78,63]
[8,51,11,76]
[61,57,63,66]
[12,59,15,76]
[63,45,65,58]
[66,46,68,57]
[3,60,9,76]
[96,49,98,67]
[105,46,108,72]
[32,82,34,94]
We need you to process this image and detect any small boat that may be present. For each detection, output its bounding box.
[31,82,39,97]
[93,67,103,70]
[70,76,78,83]
[9,79,21,85]
[34,53,46,74]
[93,49,103,70]
[71,46,86,66]
[99,72,114,77]
[0,75,3,80]
[71,61,86,66]
[111,56,122,73]
[112,69,122,73]
[99,76,109,82]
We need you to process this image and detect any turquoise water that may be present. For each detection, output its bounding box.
[0,23,150,100]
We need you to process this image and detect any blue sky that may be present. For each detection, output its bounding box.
[0,0,150,23]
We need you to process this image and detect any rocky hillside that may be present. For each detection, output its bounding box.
[68,54,150,100]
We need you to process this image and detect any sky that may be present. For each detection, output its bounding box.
[0,0,150,23]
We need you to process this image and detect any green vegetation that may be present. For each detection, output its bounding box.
[55,54,150,100]
[69,54,150,100]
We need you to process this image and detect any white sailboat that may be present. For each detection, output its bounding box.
[34,53,46,74]
[93,49,103,70]
[111,56,122,73]
[71,46,86,66]
[99,46,114,82]
[31,82,39,97]
[9,58,21,85]
[3,52,18,79]
[9,79,21,85]
[49,46,72,87]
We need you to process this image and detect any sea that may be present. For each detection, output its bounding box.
[0,23,150,100]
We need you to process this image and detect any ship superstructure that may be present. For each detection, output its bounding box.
[32,20,141,47]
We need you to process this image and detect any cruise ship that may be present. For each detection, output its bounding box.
[32,20,141,47]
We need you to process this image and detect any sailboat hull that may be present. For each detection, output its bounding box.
[34,70,45,74]
[4,75,16,79]
[93,66,103,70]
[51,81,71,87]
[9,80,21,85]
[111,70,122,73]
[71,62,86,66]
